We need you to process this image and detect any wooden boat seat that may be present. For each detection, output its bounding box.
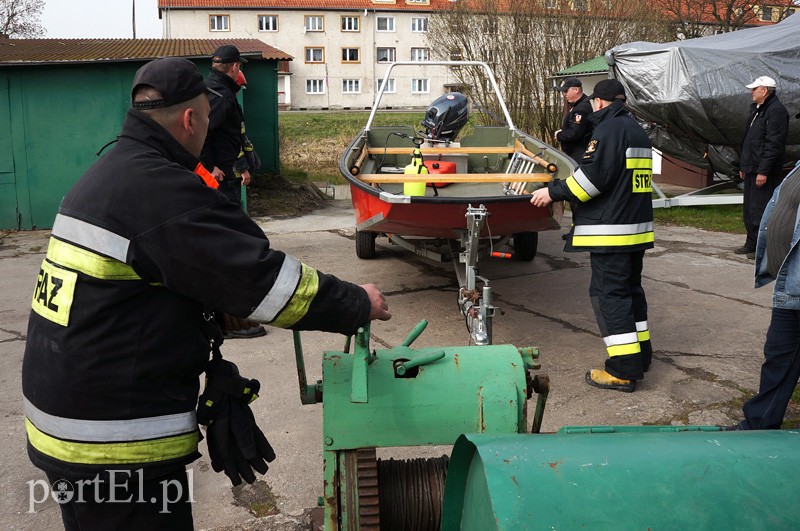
[358,173,551,184]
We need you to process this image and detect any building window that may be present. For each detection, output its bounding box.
[305,15,324,31]
[482,18,498,34]
[306,79,325,94]
[411,17,429,33]
[342,48,360,63]
[341,16,360,32]
[412,78,429,93]
[258,15,278,32]
[342,79,361,93]
[376,16,395,32]
[376,78,397,94]
[573,0,588,10]
[760,6,773,21]
[411,48,430,61]
[545,0,557,8]
[377,47,396,63]
[407,0,429,3]
[449,48,463,61]
[305,47,324,63]
[209,15,229,31]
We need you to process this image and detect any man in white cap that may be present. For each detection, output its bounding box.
[736,75,789,259]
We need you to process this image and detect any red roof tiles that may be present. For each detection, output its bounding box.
[0,38,292,65]
[157,0,454,11]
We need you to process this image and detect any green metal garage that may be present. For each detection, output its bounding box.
[0,38,291,229]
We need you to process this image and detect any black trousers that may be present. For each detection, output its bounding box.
[589,251,651,380]
[218,178,242,206]
[743,172,778,249]
[45,468,193,531]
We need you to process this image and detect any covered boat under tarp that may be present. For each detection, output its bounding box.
[607,13,800,177]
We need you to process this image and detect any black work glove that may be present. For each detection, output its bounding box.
[198,358,276,486]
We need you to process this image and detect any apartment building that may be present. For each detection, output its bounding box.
[158,1,461,109]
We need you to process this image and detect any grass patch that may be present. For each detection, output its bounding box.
[279,111,422,184]
[653,204,744,234]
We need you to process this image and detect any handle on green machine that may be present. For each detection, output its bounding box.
[395,350,445,376]
[401,320,428,347]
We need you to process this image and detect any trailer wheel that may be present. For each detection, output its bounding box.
[513,232,538,261]
[356,230,377,259]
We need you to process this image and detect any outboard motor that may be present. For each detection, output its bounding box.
[421,92,469,142]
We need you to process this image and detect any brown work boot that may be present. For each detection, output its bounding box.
[585,369,636,393]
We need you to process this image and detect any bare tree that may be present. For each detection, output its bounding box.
[0,0,45,38]
[655,0,797,37]
[428,0,673,140]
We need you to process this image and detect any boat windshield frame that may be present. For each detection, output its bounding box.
[367,61,517,135]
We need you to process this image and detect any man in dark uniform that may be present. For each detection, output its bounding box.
[201,44,252,206]
[531,79,654,393]
[554,77,593,161]
[201,44,267,338]
[554,77,593,239]
[22,57,391,530]
[736,75,789,259]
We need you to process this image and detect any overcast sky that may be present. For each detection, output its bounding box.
[42,0,162,39]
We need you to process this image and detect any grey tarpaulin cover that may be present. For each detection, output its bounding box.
[607,13,800,176]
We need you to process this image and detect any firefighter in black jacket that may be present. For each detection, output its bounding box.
[736,75,789,258]
[201,45,251,206]
[554,77,594,239]
[22,57,390,530]
[531,79,654,393]
[554,77,593,161]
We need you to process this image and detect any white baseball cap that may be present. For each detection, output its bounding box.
[745,76,777,89]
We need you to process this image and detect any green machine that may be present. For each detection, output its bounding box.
[442,427,800,530]
[293,321,550,530]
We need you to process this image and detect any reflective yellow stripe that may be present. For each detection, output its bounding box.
[47,238,140,280]
[626,158,652,169]
[572,232,654,247]
[607,342,641,357]
[566,176,592,202]
[25,418,198,465]
[271,263,319,328]
[638,330,651,342]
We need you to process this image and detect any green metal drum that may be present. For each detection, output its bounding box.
[442,427,800,530]
[322,342,532,451]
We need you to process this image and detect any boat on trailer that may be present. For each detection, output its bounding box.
[339,61,575,345]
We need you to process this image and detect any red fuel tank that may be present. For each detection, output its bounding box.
[424,161,457,188]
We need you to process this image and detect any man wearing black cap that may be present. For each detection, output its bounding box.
[201,44,252,206]
[202,44,267,338]
[21,56,391,530]
[531,78,654,393]
[554,77,593,161]
[554,76,593,239]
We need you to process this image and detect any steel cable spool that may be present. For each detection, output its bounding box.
[377,456,449,531]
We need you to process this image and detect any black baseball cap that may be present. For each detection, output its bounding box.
[212,44,248,64]
[131,57,211,110]
[589,79,627,101]
[556,77,582,92]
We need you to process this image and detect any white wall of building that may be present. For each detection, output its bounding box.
[163,9,460,109]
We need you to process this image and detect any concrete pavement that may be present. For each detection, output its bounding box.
[0,201,774,529]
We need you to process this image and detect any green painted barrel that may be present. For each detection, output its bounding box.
[442,427,800,530]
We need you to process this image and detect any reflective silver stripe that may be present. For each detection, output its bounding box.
[248,255,302,322]
[603,332,639,347]
[636,320,649,332]
[24,398,196,442]
[52,214,130,262]
[572,168,601,198]
[573,222,654,236]
[626,148,651,159]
